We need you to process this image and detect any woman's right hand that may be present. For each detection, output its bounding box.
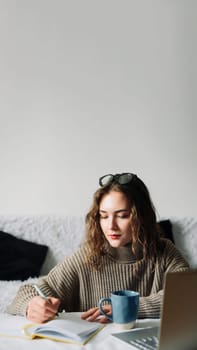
[26,296,61,323]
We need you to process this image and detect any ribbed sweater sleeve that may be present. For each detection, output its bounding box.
[138,240,189,318]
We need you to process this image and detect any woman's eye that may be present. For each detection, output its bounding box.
[117,214,129,219]
[100,215,108,219]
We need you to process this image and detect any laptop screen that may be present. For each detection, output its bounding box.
[159,269,197,350]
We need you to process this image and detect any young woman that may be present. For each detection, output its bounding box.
[7,173,189,323]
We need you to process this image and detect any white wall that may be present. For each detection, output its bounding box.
[0,0,196,218]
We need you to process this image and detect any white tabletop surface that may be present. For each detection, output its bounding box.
[0,312,160,350]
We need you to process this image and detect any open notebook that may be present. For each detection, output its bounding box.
[112,269,197,350]
[22,317,104,345]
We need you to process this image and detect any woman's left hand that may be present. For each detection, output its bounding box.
[81,305,112,323]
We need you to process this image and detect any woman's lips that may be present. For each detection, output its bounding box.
[109,234,121,239]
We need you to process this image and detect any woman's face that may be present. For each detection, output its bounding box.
[99,190,132,248]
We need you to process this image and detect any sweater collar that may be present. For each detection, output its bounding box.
[107,243,136,263]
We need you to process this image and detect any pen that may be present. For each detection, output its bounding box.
[33,284,59,316]
[33,284,49,301]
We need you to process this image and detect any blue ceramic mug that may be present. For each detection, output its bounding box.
[98,290,139,329]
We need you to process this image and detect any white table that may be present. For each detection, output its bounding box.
[0,312,160,350]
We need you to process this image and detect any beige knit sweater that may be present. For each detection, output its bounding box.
[7,239,189,318]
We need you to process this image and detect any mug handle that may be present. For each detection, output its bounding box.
[98,298,112,321]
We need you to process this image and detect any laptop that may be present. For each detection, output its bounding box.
[111,269,197,350]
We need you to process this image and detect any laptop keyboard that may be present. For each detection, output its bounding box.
[129,336,159,350]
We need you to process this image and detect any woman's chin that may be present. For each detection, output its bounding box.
[108,237,131,248]
[108,239,122,248]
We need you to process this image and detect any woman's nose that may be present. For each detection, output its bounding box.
[108,216,117,229]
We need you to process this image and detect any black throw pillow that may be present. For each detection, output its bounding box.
[158,219,174,243]
[0,231,48,280]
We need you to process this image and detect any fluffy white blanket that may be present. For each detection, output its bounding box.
[0,215,85,313]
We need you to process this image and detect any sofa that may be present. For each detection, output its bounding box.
[0,214,197,314]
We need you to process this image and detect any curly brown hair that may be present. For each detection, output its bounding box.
[85,175,163,269]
